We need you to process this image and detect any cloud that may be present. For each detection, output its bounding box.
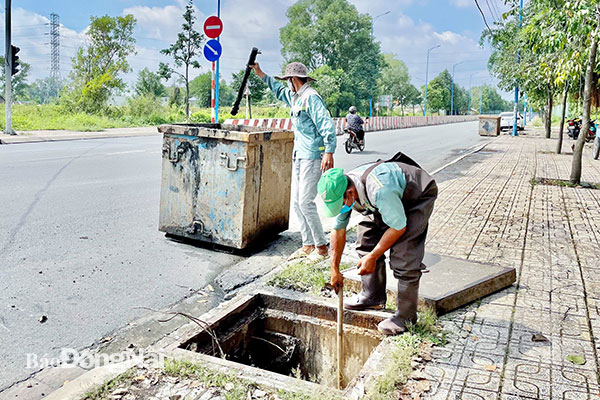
[449,0,472,8]
[0,8,86,82]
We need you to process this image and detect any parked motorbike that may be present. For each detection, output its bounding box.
[344,129,365,154]
[568,118,596,142]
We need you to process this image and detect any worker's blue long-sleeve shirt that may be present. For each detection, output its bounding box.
[262,75,336,159]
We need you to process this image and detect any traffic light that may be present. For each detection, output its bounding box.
[10,45,20,76]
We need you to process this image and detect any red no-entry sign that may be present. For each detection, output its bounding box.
[203,16,223,39]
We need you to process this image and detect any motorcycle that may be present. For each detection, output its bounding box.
[344,128,365,153]
[568,118,596,142]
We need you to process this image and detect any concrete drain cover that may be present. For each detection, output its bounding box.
[167,293,388,394]
[343,252,516,314]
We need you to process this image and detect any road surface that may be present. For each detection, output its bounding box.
[0,120,488,391]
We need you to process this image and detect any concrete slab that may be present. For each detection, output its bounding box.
[342,252,516,315]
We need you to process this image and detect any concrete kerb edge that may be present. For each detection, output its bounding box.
[34,136,497,400]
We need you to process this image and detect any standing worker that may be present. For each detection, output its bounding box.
[250,62,336,262]
[317,153,437,335]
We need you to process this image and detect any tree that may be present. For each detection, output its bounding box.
[65,14,136,112]
[189,72,211,107]
[26,77,64,104]
[424,70,452,114]
[378,54,421,115]
[159,0,205,121]
[231,68,267,104]
[134,68,166,97]
[311,65,354,116]
[0,56,31,101]
[280,0,383,111]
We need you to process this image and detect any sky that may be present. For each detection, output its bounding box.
[1,0,512,98]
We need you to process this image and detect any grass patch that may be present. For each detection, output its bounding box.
[366,306,446,399]
[82,368,136,400]
[164,359,253,400]
[268,261,329,294]
[532,177,600,190]
[165,359,338,400]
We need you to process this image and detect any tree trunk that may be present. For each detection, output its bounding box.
[545,90,553,138]
[570,36,598,184]
[185,65,190,123]
[557,80,569,154]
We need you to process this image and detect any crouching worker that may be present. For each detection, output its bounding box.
[317,153,437,335]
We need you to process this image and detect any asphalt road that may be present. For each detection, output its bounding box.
[0,120,487,391]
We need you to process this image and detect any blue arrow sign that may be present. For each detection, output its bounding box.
[203,39,222,62]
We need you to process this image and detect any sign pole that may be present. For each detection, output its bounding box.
[211,61,216,123]
[215,0,221,123]
[5,0,13,135]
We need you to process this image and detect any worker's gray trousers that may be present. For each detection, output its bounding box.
[291,157,327,247]
[355,164,437,324]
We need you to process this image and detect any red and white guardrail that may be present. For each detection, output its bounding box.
[224,115,478,134]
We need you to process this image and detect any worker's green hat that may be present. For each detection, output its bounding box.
[317,168,348,217]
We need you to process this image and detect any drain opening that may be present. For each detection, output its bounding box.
[180,295,383,389]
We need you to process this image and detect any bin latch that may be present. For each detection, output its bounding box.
[163,143,187,164]
[220,153,246,171]
[185,220,211,237]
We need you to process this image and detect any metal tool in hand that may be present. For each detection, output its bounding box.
[231,47,261,116]
[326,282,344,389]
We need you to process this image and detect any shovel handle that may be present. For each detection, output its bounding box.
[337,286,343,389]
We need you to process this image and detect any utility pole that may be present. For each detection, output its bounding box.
[480,86,484,114]
[451,61,465,115]
[50,13,60,79]
[369,11,390,118]
[512,0,524,136]
[423,44,440,116]
[523,92,528,126]
[215,0,220,123]
[468,73,475,115]
[4,0,14,135]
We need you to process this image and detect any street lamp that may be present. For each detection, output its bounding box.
[468,73,475,115]
[451,61,466,115]
[423,44,440,116]
[370,10,391,118]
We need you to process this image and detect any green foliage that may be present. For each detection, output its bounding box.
[159,0,205,119]
[470,84,512,113]
[378,54,421,115]
[26,77,64,104]
[0,55,31,101]
[189,72,212,107]
[134,68,166,97]
[65,14,136,113]
[280,0,383,112]
[311,65,355,116]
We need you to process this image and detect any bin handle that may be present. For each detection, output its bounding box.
[220,153,246,171]
[185,220,211,236]
[163,143,187,163]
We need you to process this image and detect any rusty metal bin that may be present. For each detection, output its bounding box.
[478,116,501,136]
[158,123,294,249]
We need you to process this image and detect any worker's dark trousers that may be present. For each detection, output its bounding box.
[355,163,437,324]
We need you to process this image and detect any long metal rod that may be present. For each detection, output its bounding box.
[337,286,344,390]
[512,0,524,137]
[5,0,12,135]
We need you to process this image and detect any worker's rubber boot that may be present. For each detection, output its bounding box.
[344,258,386,311]
[377,280,419,336]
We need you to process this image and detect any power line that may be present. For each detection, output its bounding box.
[474,0,494,36]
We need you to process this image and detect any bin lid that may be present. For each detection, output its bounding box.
[158,123,294,142]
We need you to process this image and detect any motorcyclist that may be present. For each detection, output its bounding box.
[346,106,365,145]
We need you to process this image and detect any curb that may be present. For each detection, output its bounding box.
[16,135,496,400]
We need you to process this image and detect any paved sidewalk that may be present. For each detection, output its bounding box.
[0,127,158,144]
[423,131,600,399]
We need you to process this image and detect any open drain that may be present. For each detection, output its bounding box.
[177,293,385,389]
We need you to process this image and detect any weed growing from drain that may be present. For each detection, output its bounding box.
[268,261,329,294]
[366,306,446,399]
[82,368,136,400]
